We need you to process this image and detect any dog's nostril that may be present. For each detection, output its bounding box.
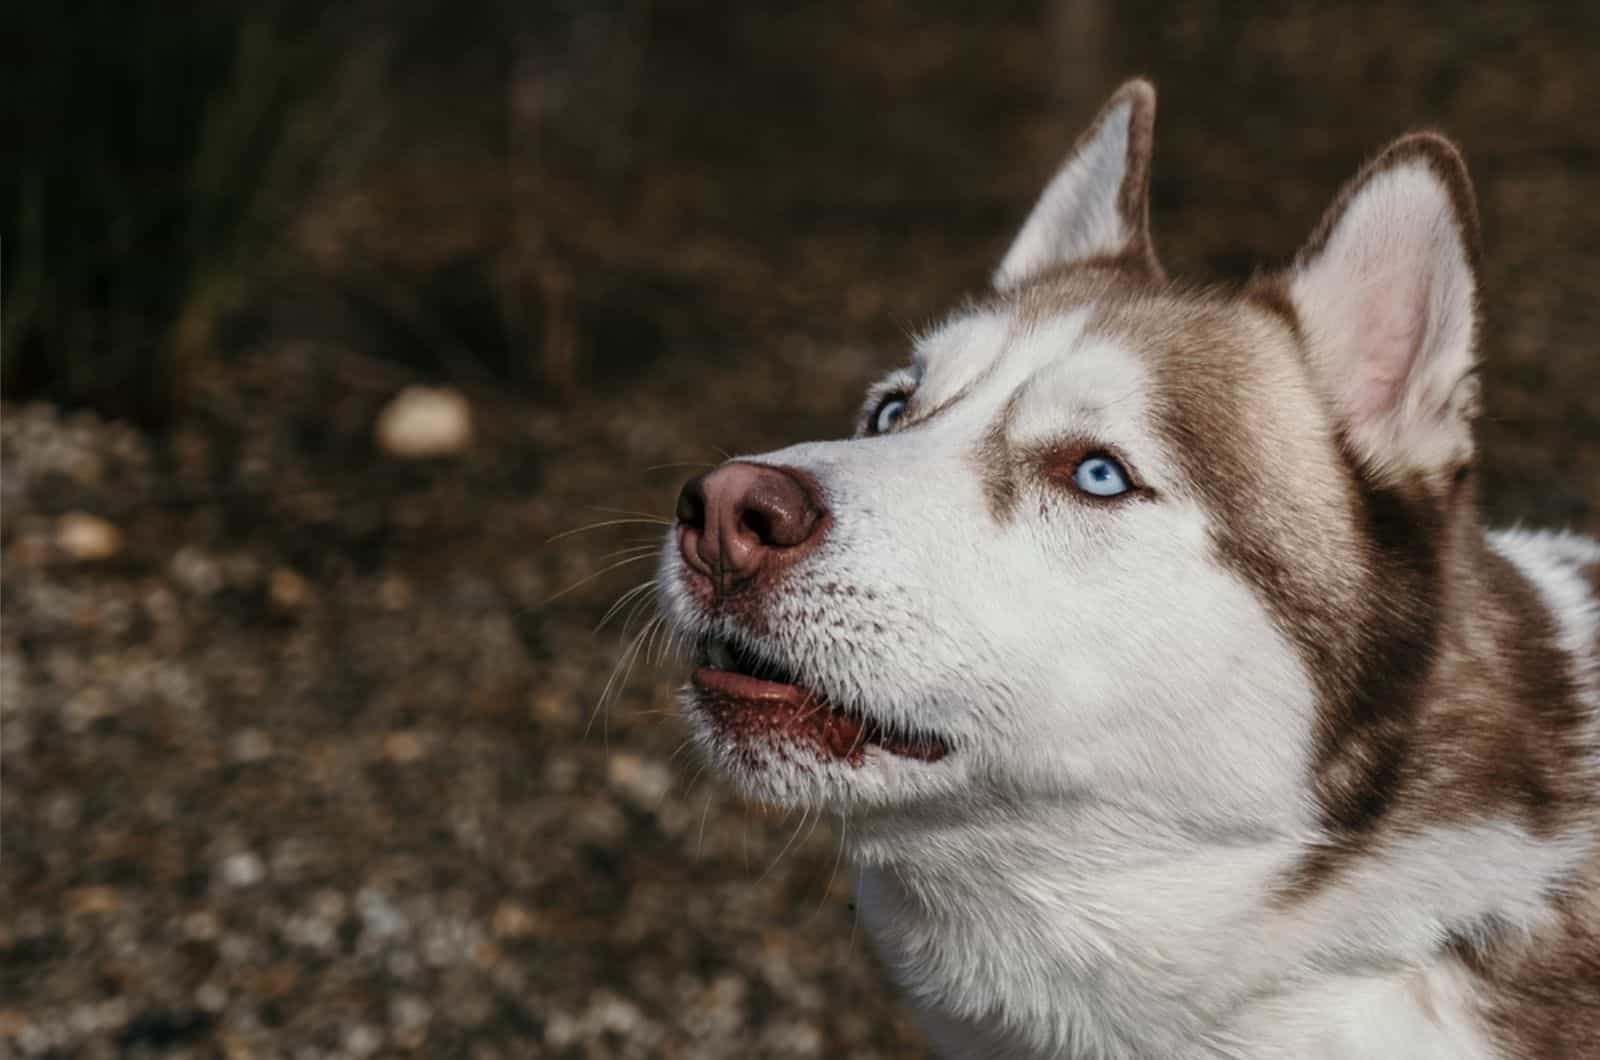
[676,474,708,530]
[741,506,774,544]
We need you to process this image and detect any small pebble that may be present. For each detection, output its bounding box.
[54,513,123,562]
[171,548,224,596]
[63,886,125,918]
[490,901,544,940]
[45,793,82,830]
[183,910,221,941]
[220,852,266,889]
[230,729,273,763]
[343,1024,382,1057]
[390,995,432,1031]
[375,387,473,459]
[378,575,415,611]
[195,982,228,1012]
[382,731,427,764]
[268,568,311,610]
[607,752,674,805]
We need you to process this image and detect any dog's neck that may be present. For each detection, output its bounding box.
[850,528,1593,1059]
[853,803,1294,1057]
[853,804,1565,1060]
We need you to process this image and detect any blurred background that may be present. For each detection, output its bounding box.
[3,2,1597,1057]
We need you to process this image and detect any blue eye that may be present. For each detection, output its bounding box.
[1071,454,1132,497]
[872,396,908,434]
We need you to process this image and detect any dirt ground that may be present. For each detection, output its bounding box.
[3,3,1598,1058]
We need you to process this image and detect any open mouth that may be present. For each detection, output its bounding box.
[691,637,948,763]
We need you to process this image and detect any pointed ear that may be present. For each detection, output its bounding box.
[1285,133,1482,480]
[994,79,1162,290]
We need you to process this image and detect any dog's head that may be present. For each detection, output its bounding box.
[659,80,1483,834]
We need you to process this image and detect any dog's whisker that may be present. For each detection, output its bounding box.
[618,590,660,642]
[847,864,863,956]
[696,784,715,857]
[594,579,659,634]
[645,460,717,473]
[541,553,659,607]
[813,810,850,924]
[757,806,814,883]
[582,504,673,524]
[594,541,668,564]
[544,517,672,544]
[658,625,687,666]
[642,612,670,671]
[585,613,660,745]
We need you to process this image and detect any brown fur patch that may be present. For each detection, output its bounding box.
[1010,268,1595,901]
[973,390,1023,522]
[1106,79,1166,284]
[1004,262,1158,324]
[1093,291,1449,890]
[1454,847,1600,1059]
[1241,273,1302,338]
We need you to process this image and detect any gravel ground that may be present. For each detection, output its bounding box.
[4,4,1598,1058]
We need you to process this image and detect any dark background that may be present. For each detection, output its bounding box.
[3,2,1598,1057]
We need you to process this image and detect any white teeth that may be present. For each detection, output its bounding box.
[708,638,736,670]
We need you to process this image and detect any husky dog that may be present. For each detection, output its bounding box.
[658,80,1600,1059]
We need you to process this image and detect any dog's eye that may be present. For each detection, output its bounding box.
[870,395,909,435]
[1071,454,1131,497]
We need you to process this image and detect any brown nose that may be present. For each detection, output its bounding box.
[676,463,825,590]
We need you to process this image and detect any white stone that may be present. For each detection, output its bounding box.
[220,851,265,888]
[230,728,273,762]
[390,995,432,1030]
[343,1024,382,1057]
[607,752,674,805]
[195,983,228,1012]
[54,513,122,561]
[375,387,473,458]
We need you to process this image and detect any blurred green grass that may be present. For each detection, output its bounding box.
[5,4,352,422]
[3,1,675,425]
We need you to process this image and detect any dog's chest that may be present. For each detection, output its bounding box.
[854,862,1502,1060]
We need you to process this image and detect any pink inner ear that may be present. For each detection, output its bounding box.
[1291,153,1479,470]
[1350,259,1432,420]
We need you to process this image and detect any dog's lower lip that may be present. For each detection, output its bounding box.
[690,666,948,763]
[693,665,869,760]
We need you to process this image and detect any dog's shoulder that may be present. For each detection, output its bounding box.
[1470,528,1600,1058]
[1460,843,1600,1059]
[1487,527,1600,724]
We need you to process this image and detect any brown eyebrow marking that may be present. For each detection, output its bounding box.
[901,380,976,430]
[973,388,1025,522]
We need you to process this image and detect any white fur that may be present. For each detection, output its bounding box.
[853,761,1586,1059]
[1226,962,1500,1060]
